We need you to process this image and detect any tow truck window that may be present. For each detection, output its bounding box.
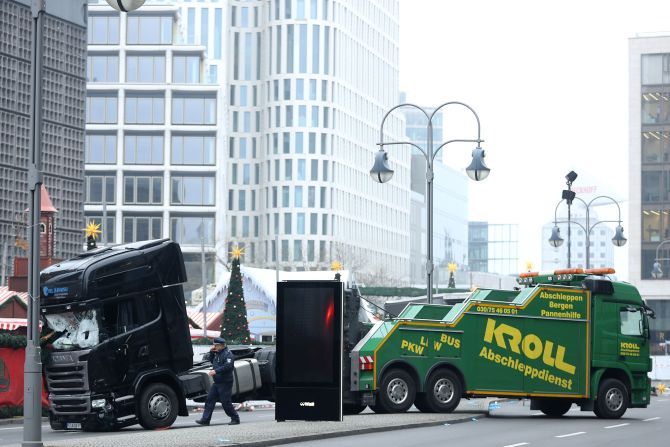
[99,292,160,342]
[620,308,643,336]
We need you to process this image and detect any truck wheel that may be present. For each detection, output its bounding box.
[138,383,179,430]
[413,393,434,413]
[425,369,461,413]
[342,403,367,415]
[594,378,629,419]
[538,398,572,417]
[370,403,388,414]
[377,368,416,413]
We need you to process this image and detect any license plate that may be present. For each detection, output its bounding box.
[65,422,82,430]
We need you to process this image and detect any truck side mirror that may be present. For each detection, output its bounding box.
[640,311,650,343]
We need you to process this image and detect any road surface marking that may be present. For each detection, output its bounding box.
[568,407,580,412]
[503,443,529,447]
[643,417,661,421]
[555,431,586,438]
[604,423,629,429]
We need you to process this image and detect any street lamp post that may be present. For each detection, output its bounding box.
[548,195,627,269]
[370,102,490,304]
[651,239,670,279]
[24,2,146,445]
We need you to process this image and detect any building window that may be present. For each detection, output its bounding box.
[87,54,119,82]
[641,54,670,85]
[173,55,201,83]
[171,176,215,205]
[172,96,216,125]
[127,16,172,45]
[86,94,117,124]
[126,54,166,83]
[88,15,119,45]
[123,216,162,243]
[125,95,165,124]
[85,134,117,164]
[294,240,302,261]
[642,131,670,164]
[171,135,215,165]
[123,175,163,205]
[85,175,115,204]
[124,134,163,164]
[171,216,214,245]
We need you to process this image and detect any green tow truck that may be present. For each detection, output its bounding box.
[351,268,654,418]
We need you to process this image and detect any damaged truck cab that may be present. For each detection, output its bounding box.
[41,239,207,431]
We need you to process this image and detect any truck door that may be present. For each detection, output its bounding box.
[618,307,648,372]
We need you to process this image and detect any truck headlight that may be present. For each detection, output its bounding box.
[91,399,106,408]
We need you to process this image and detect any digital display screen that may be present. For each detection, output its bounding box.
[277,282,341,386]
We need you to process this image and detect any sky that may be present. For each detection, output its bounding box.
[398,0,670,278]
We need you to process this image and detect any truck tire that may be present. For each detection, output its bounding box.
[137,383,179,430]
[538,398,572,417]
[377,368,416,413]
[413,393,434,413]
[425,369,461,413]
[594,378,629,419]
[342,403,367,415]
[370,403,388,414]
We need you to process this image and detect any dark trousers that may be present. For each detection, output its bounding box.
[201,382,239,423]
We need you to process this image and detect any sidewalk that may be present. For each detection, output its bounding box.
[3,399,493,447]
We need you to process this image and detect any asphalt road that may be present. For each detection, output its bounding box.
[290,396,669,447]
[1,396,666,446]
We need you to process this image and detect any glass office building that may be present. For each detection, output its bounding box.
[629,35,670,354]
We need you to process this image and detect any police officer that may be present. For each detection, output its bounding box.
[195,337,240,426]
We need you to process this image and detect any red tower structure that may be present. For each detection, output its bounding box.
[7,186,59,293]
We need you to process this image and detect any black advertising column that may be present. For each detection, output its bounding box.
[275,281,343,422]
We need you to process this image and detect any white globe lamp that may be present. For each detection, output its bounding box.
[105,0,146,12]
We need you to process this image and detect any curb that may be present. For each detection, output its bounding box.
[220,413,484,447]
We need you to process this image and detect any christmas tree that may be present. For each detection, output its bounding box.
[447,262,457,288]
[220,246,251,344]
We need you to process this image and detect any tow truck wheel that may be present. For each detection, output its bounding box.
[425,369,461,413]
[538,398,572,417]
[377,368,416,413]
[594,378,629,419]
[138,383,179,429]
[413,394,434,413]
[342,403,367,415]
[370,403,388,414]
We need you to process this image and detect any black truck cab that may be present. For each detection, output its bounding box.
[41,239,206,431]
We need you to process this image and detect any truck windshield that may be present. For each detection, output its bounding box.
[44,293,160,351]
[45,310,100,350]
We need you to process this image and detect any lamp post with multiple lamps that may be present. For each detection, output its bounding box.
[370,102,490,304]
[23,2,147,445]
[548,195,627,269]
[651,239,670,279]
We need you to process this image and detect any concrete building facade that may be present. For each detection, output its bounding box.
[0,0,87,286]
[85,4,225,295]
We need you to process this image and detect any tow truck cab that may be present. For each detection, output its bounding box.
[41,239,206,430]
